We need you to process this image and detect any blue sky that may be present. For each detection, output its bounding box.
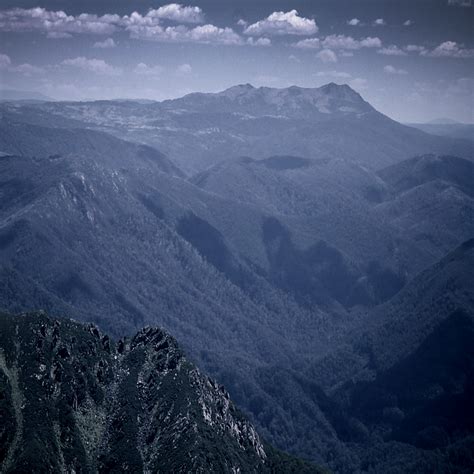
[0,0,472,122]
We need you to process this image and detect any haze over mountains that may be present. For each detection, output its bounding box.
[3,83,472,174]
[0,83,473,473]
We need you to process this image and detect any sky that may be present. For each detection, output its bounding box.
[0,0,473,122]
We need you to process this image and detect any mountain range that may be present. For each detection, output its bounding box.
[0,82,472,472]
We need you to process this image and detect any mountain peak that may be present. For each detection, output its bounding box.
[319,82,362,100]
[214,82,370,116]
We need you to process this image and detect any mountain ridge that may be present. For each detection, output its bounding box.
[0,311,323,473]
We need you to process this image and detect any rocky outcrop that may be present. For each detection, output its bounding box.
[0,312,321,473]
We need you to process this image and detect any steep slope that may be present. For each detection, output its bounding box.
[0,118,183,177]
[0,311,322,473]
[289,240,474,472]
[310,238,474,390]
[375,155,474,257]
[3,83,471,174]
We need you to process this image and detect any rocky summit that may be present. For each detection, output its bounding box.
[0,312,322,474]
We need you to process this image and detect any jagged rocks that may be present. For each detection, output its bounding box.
[0,312,322,473]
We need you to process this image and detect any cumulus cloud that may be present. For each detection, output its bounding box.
[62,57,121,75]
[0,53,11,68]
[384,65,408,75]
[0,5,246,46]
[246,37,271,47]
[349,77,368,90]
[0,53,44,75]
[0,7,121,36]
[347,18,361,26]
[93,38,116,48]
[373,18,386,26]
[294,38,320,49]
[244,10,318,36]
[317,49,338,63]
[10,63,45,75]
[47,31,73,39]
[446,77,474,96]
[322,34,382,50]
[447,0,472,6]
[237,19,248,28]
[150,4,204,23]
[405,44,427,53]
[295,35,381,51]
[425,41,474,58]
[403,20,413,26]
[378,45,407,56]
[127,23,242,45]
[133,62,163,76]
[177,63,192,74]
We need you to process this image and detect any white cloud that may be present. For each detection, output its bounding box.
[0,53,11,68]
[448,0,472,6]
[149,4,204,23]
[188,25,242,44]
[377,45,407,56]
[244,10,318,36]
[322,34,382,50]
[384,65,408,75]
[349,77,368,90]
[127,23,242,45]
[425,41,474,58]
[62,57,121,75]
[403,20,413,26]
[347,18,361,26]
[317,49,338,63]
[295,35,381,51]
[373,18,386,26]
[405,44,427,53]
[247,37,271,47]
[93,38,116,48]
[0,5,242,46]
[133,62,163,76]
[446,77,474,95]
[177,63,192,74]
[237,19,248,27]
[10,63,45,75]
[0,53,44,75]
[0,8,121,36]
[294,38,320,49]
[315,70,351,78]
[47,31,73,39]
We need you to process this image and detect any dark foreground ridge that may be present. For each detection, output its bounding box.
[0,312,323,473]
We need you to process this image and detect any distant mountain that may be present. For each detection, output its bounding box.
[0,118,183,177]
[0,89,53,102]
[0,311,321,473]
[2,83,471,174]
[407,121,474,142]
[160,82,374,118]
[427,118,461,125]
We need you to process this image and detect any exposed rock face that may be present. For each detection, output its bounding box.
[0,312,321,473]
